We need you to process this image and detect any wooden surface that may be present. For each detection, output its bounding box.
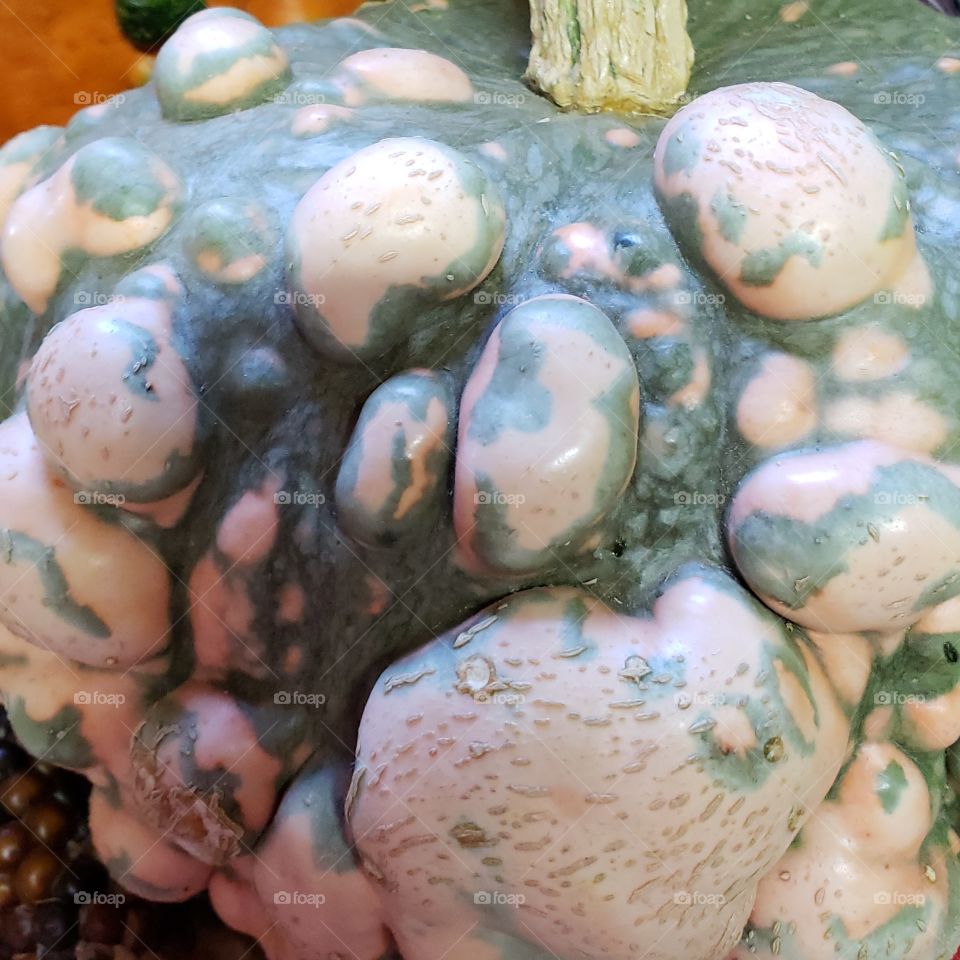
[0,0,360,144]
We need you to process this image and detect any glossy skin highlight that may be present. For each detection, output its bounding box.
[654,83,919,321]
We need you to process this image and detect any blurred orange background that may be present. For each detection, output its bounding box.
[0,0,359,144]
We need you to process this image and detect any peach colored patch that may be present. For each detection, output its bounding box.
[832,325,908,382]
[216,475,282,567]
[825,61,859,76]
[779,0,808,22]
[736,352,816,448]
[625,309,685,339]
[605,127,641,148]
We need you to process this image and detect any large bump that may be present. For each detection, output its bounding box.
[89,788,213,902]
[153,8,292,121]
[453,294,639,575]
[27,302,202,503]
[334,48,474,105]
[350,571,848,960]
[335,369,453,545]
[0,126,62,229]
[1,138,181,314]
[728,441,960,633]
[0,414,171,667]
[654,82,917,320]
[286,137,505,358]
[131,683,296,865]
[252,760,390,960]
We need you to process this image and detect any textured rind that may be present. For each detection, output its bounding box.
[0,0,959,958]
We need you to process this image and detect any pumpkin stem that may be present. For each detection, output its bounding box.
[524,0,694,115]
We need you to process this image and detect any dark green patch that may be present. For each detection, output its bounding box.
[71,138,170,222]
[660,121,701,177]
[876,759,909,814]
[732,458,960,613]
[6,698,95,770]
[739,233,823,288]
[0,529,110,639]
[710,190,748,244]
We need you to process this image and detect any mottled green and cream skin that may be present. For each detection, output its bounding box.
[336,370,454,545]
[153,7,292,121]
[26,300,203,503]
[287,137,505,358]
[0,414,171,667]
[0,0,960,959]
[351,572,848,960]
[454,295,640,575]
[1,138,182,314]
[728,442,960,634]
[654,83,923,321]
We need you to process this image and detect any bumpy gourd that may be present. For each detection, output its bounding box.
[1,1,960,959]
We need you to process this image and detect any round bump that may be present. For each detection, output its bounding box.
[291,104,355,137]
[1,138,181,315]
[728,441,960,633]
[253,761,389,960]
[453,294,639,575]
[0,414,172,668]
[27,303,202,503]
[832,325,909,382]
[334,48,473,105]
[182,197,274,284]
[89,788,213,902]
[351,572,847,960]
[741,741,946,959]
[654,82,917,320]
[335,370,453,545]
[131,683,291,864]
[286,137,505,358]
[0,126,61,230]
[824,392,947,454]
[153,8,292,121]
[0,624,148,785]
[736,352,817,449]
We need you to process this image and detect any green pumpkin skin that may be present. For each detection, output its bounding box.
[1,1,960,959]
